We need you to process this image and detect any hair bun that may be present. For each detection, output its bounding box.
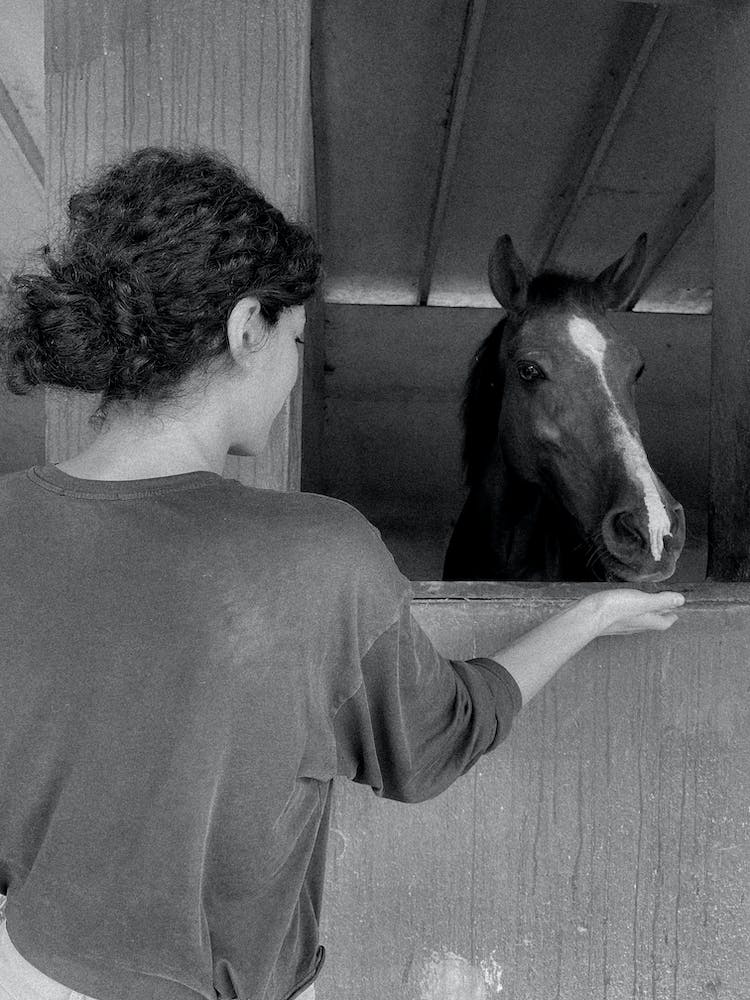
[2,145,321,422]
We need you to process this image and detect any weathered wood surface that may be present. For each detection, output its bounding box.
[708,3,750,581]
[0,8,47,472]
[413,580,750,603]
[44,0,315,490]
[319,583,750,999]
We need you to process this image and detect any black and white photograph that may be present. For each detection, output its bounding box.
[0,2,747,999]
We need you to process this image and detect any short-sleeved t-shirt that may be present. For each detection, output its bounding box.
[0,465,521,1000]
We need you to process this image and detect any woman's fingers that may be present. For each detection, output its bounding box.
[608,611,680,634]
[621,590,684,612]
[592,590,685,635]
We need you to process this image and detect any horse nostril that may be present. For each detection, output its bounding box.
[669,504,684,537]
[612,511,647,548]
[602,508,650,555]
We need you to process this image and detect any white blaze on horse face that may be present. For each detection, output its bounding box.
[566,315,671,562]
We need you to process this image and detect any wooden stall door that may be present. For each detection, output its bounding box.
[44,0,316,491]
[318,584,750,1000]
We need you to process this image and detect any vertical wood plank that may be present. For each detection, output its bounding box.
[44,0,315,490]
[708,3,750,580]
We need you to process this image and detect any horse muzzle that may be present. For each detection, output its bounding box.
[599,500,686,582]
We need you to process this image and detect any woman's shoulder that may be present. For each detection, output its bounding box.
[224,480,365,524]
[225,483,410,596]
[223,481,398,567]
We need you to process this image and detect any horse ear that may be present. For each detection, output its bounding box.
[488,235,529,314]
[594,232,648,309]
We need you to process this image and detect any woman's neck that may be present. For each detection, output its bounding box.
[55,417,227,480]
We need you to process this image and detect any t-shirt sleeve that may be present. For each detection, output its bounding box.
[332,594,523,803]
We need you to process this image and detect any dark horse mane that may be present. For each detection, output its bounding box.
[462,270,610,487]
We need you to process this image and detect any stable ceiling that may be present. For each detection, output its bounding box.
[312,0,714,313]
[0,2,714,315]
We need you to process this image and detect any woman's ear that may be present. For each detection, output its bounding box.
[226,296,265,362]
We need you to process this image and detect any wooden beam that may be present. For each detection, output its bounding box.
[624,1,726,6]
[0,73,44,189]
[412,581,750,602]
[707,4,750,581]
[624,161,714,309]
[536,6,669,272]
[417,0,488,306]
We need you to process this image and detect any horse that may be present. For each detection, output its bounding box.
[443,233,686,582]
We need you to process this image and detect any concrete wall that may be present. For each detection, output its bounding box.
[319,304,710,581]
[318,582,750,999]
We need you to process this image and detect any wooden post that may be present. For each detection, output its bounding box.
[707,1,750,580]
[44,0,316,491]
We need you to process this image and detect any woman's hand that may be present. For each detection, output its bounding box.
[493,588,686,706]
[583,589,685,636]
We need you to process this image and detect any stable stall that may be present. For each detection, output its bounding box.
[33,0,750,996]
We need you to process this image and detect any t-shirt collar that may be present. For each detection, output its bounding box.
[27,464,226,500]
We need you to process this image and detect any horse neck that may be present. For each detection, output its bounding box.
[475,452,592,581]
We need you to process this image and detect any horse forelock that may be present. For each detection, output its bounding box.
[526,271,609,316]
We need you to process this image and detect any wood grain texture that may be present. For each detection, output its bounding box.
[417,0,488,306]
[536,4,668,272]
[318,584,750,999]
[708,3,750,580]
[44,0,314,490]
[625,163,714,311]
[412,581,750,604]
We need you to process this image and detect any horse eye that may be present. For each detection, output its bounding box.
[634,362,646,382]
[517,361,545,382]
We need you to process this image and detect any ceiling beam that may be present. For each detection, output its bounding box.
[624,1,724,6]
[535,6,669,272]
[417,0,487,306]
[624,161,714,309]
[0,73,44,189]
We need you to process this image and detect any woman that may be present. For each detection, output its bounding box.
[0,147,683,1000]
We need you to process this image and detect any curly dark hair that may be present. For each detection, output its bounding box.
[0,146,322,423]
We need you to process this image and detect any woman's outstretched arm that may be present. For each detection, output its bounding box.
[495,589,685,706]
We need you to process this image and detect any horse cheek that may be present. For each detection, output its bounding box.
[498,407,535,482]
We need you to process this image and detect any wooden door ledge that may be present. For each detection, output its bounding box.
[412,580,750,606]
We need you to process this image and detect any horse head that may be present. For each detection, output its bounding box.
[448,233,685,582]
